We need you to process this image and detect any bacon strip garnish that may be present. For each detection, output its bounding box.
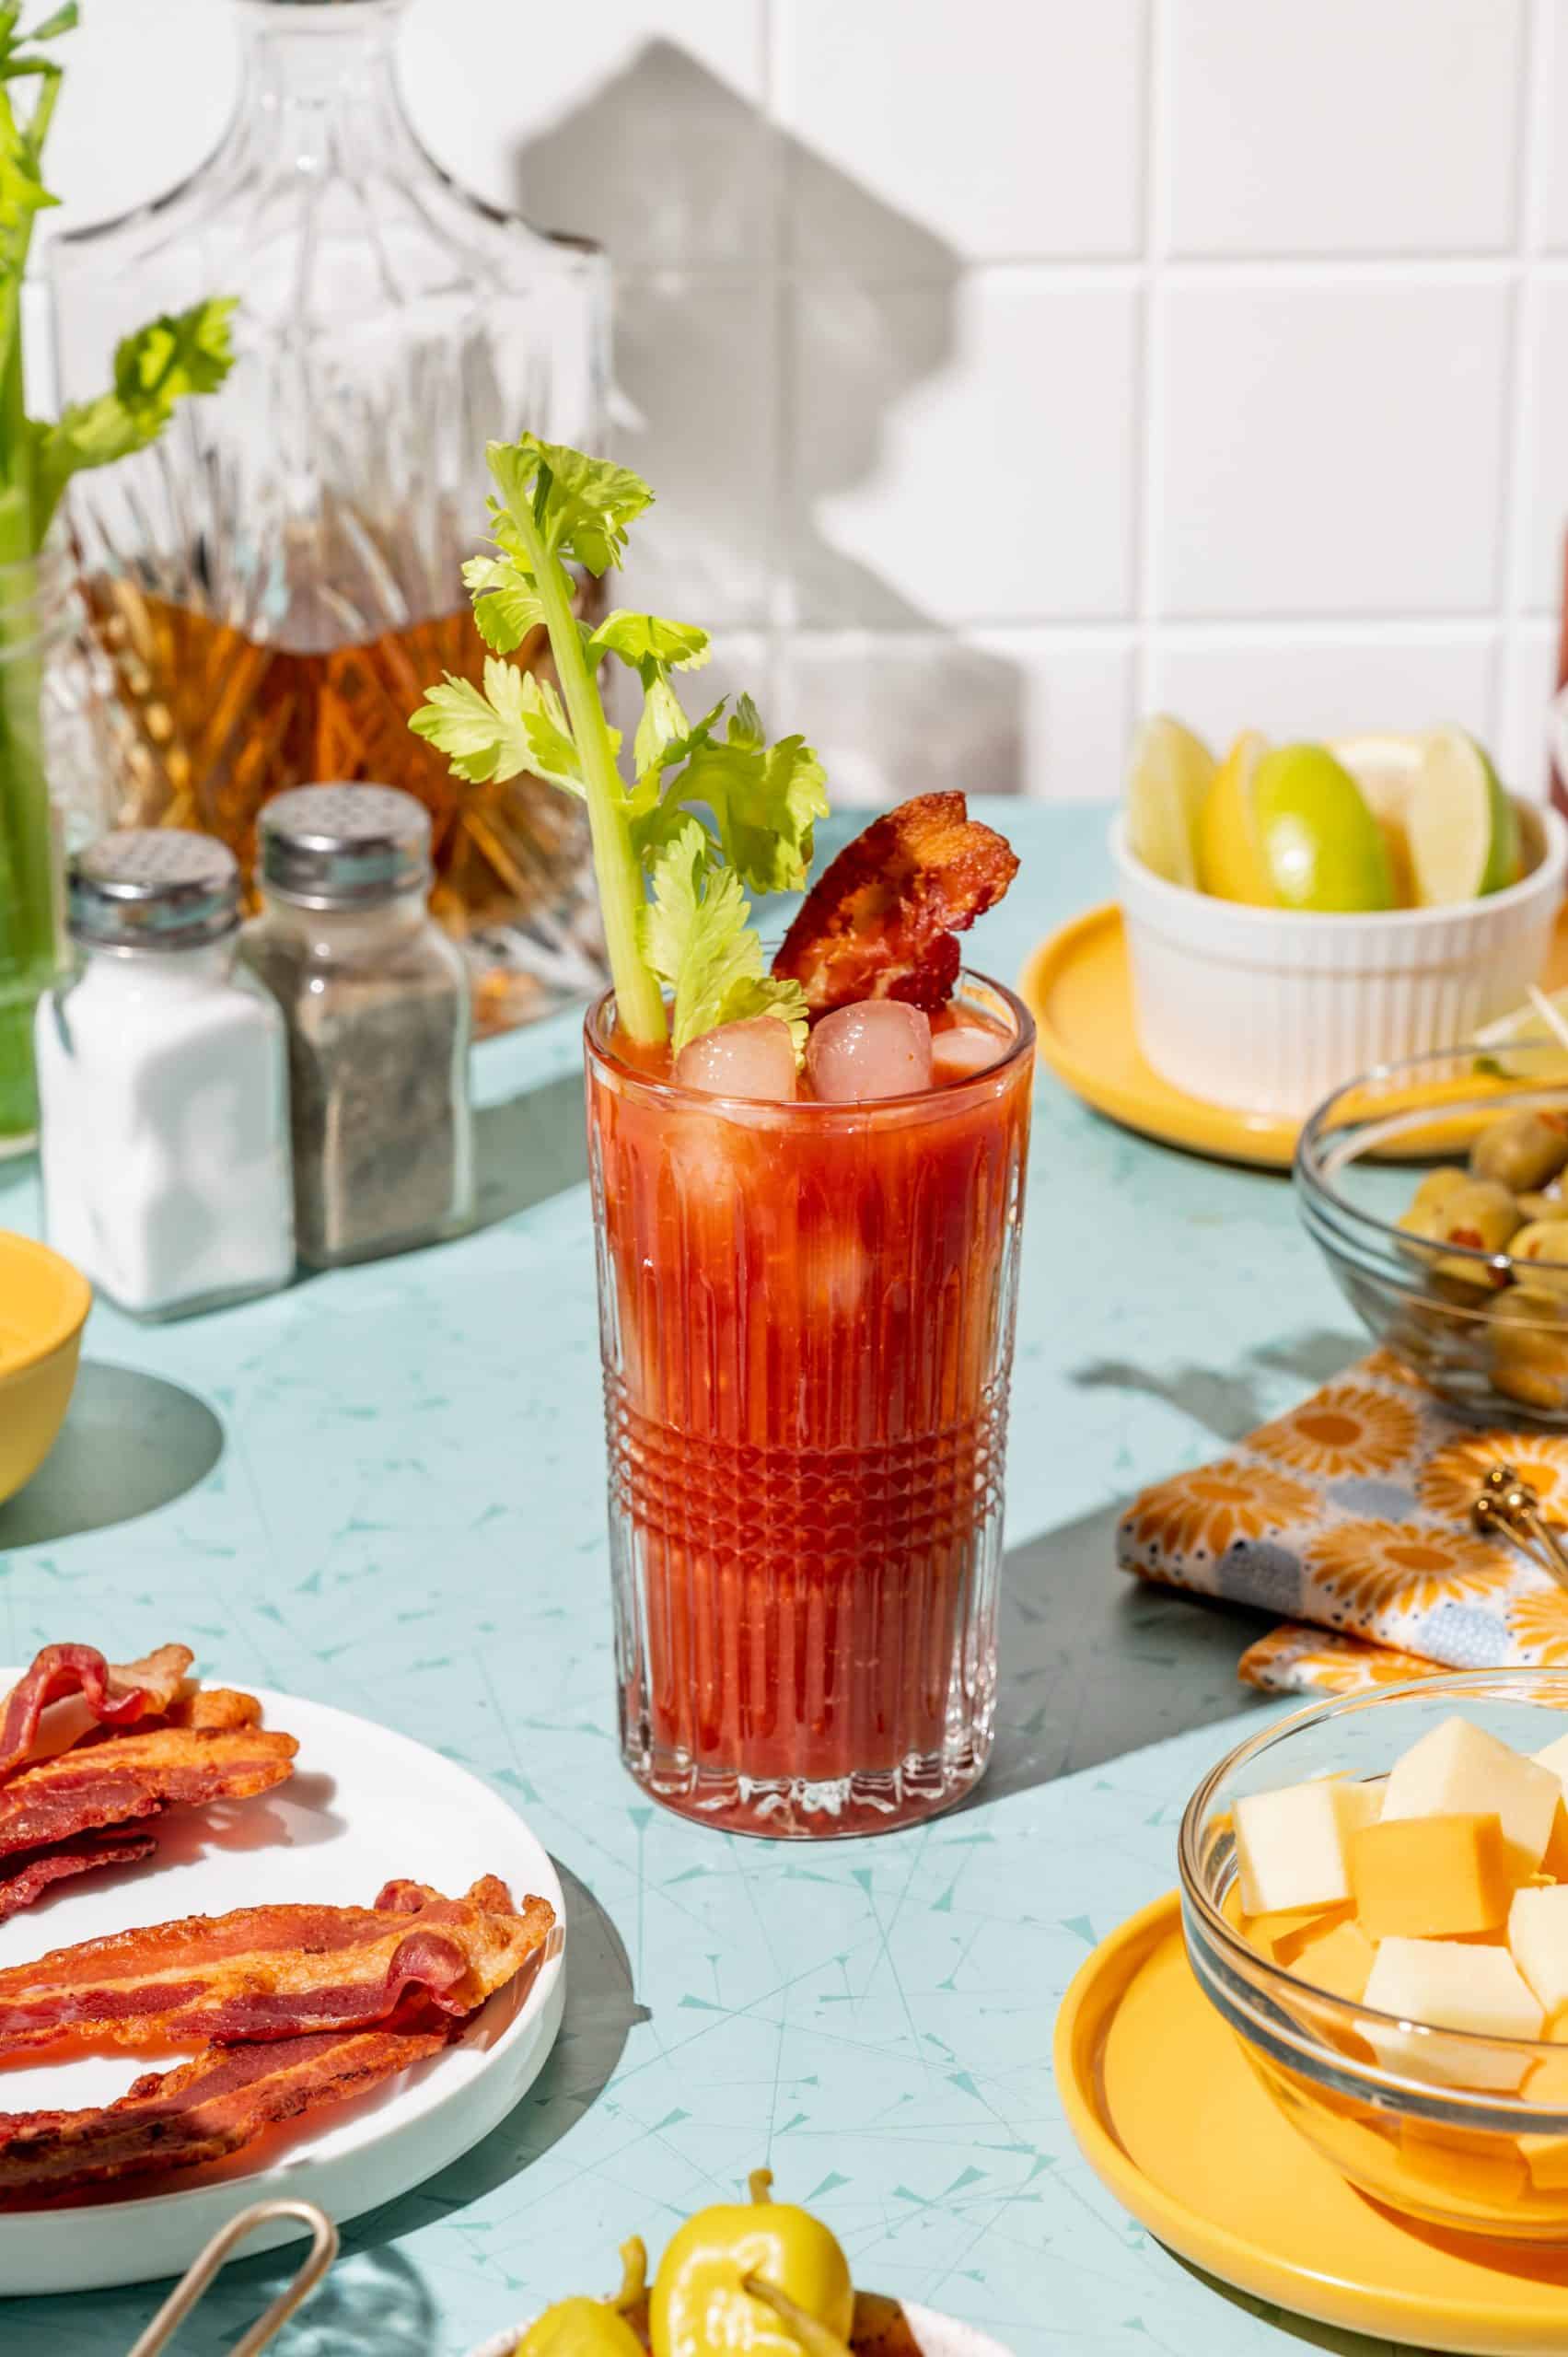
[773,791,1019,1016]
[0,2013,459,2204]
[157,1689,262,1735]
[0,1725,296,1862]
[0,1645,192,1782]
[0,1831,160,1924]
[0,1876,553,2055]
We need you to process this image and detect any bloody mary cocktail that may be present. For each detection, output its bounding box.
[587,972,1034,1837]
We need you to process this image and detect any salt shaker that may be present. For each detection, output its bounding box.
[241,785,474,1269]
[35,831,294,1318]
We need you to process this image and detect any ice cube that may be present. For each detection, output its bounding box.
[674,1015,797,1102]
[805,1002,934,1102]
[931,1017,1005,1085]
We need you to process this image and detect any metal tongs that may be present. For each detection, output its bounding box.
[125,2200,338,2357]
[1471,1461,1568,1594]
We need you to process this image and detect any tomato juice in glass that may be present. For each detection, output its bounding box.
[586,970,1034,1837]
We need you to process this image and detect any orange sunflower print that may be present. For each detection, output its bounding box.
[1125,1459,1317,1562]
[1252,1382,1419,1480]
[1362,1347,1429,1391]
[1304,1519,1513,1623]
[1506,1588,1568,1666]
[1239,1624,1442,1696]
[1418,1431,1568,1525]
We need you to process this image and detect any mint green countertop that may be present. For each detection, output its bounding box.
[0,803,1377,2356]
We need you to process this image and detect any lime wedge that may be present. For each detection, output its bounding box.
[1197,729,1272,903]
[1405,726,1518,906]
[1474,988,1568,1080]
[1250,744,1395,912]
[1124,714,1214,889]
[1331,732,1423,906]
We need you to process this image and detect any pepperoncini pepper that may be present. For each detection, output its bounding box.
[650,2170,854,2357]
[516,2238,649,2357]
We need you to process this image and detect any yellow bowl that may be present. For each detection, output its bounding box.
[1179,1672,1568,2241]
[0,1233,90,1504]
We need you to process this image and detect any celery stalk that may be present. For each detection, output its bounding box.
[505,483,668,1046]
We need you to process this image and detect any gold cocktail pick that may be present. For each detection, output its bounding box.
[1471,1463,1568,1596]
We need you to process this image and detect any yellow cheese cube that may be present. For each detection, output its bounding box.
[1283,1912,1376,2002]
[1518,2049,1568,2189]
[1399,2123,1529,2209]
[1380,1716,1560,1876]
[1240,1899,1349,1964]
[1233,1776,1380,1916]
[1510,1883,1568,2015]
[1541,1801,1568,1884]
[1362,1937,1544,2091]
[1349,1812,1514,1939]
[1534,1726,1568,1788]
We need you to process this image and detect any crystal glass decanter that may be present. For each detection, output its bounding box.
[47,0,610,1030]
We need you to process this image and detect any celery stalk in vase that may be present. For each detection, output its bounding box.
[0,1,235,1143]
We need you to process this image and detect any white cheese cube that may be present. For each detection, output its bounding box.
[1380,1715,1560,1875]
[1363,1936,1544,2091]
[1233,1775,1380,1916]
[1533,1726,1568,1788]
[1510,1884,1568,2017]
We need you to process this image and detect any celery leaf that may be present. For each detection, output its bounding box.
[639,818,807,1055]
[37,296,237,522]
[411,656,610,793]
[487,435,653,576]
[461,553,545,654]
[590,610,710,674]
[677,713,829,896]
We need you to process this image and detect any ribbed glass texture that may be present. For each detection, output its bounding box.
[587,975,1035,1838]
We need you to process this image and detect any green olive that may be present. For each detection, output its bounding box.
[1507,1220,1568,1295]
[1489,1287,1568,1411]
[1470,1108,1568,1193]
[1516,1189,1567,1223]
[1411,1178,1522,1284]
[1406,1166,1469,1224]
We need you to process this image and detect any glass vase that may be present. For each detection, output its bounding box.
[587,973,1035,1838]
[46,0,611,1033]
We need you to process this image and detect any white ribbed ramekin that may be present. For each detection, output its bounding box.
[1112,798,1568,1119]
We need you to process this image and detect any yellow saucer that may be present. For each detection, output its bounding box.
[1018,905,1297,1168]
[1054,1893,1568,2353]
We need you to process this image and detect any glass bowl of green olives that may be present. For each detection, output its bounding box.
[1295,1044,1568,1422]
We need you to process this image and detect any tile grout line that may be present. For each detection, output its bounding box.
[1495,0,1548,781]
[1131,0,1167,726]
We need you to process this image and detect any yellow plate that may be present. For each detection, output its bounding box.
[1019,905,1297,1167]
[1021,902,1568,1172]
[1053,1892,1568,2353]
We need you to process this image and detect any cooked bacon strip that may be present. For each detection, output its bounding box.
[0,1645,192,1782]
[0,1830,160,1924]
[0,1875,553,2054]
[774,792,1019,1015]
[0,2013,459,2203]
[0,1725,296,1862]
[158,1689,261,1735]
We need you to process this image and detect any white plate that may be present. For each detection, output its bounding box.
[470,2303,1013,2357]
[0,1681,565,2294]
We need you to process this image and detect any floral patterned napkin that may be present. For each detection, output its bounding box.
[1117,1347,1568,1697]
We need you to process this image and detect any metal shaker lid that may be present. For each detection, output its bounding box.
[68,830,240,951]
[257,784,432,909]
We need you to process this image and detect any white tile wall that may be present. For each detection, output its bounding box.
[32,0,1568,807]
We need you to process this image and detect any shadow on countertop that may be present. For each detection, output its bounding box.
[0,1361,224,1548]
[977,1500,1277,1810]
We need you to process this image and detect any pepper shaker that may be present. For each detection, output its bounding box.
[35,830,294,1318]
[242,785,474,1268]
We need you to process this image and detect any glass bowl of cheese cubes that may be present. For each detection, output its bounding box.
[1179,1672,1568,2239]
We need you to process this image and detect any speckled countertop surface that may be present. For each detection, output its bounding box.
[0,803,1385,2356]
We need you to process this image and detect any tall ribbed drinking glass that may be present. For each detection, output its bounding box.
[587,972,1034,1838]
